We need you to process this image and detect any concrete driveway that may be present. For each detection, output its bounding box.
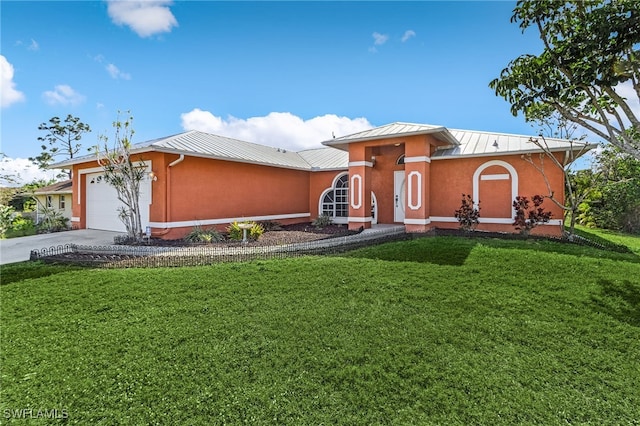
[0,229,125,265]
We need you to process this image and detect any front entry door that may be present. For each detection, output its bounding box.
[394,170,405,223]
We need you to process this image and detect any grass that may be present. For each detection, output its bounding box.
[570,224,640,255]
[1,234,639,424]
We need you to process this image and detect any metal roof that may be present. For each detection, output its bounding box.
[140,130,313,170]
[322,122,460,149]
[52,130,347,171]
[432,129,597,159]
[51,125,596,171]
[298,147,348,170]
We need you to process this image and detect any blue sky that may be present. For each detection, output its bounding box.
[1,0,548,184]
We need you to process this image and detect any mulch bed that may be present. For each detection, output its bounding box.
[124,223,360,248]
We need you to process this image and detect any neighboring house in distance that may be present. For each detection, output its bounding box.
[32,180,73,224]
[52,122,596,239]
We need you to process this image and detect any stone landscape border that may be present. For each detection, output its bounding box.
[30,226,410,268]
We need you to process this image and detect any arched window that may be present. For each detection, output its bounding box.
[396,155,405,165]
[319,173,377,225]
[321,174,349,221]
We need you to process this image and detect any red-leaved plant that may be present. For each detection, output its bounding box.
[512,195,552,235]
[454,194,480,232]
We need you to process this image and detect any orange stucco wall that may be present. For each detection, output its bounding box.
[69,141,566,239]
[160,156,311,238]
[70,151,348,239]
[429,153,565,235]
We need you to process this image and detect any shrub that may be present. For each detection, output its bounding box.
[0,205,15,239]
[513,195,552,235]
[454,194,480,231]
[312,213,333,229]
[227,221,264,241]
[258,220,283,231]
[184,225,223,244]
[12,215,33,231]
[37,206,69,233]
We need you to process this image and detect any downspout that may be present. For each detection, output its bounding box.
[153,154,184,237]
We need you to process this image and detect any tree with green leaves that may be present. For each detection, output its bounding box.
[94,111,147,242]
[490,0,640,160]
[579,145,640,233]
[31,114,91,179]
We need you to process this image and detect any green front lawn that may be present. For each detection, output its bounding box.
[1,235,639,424]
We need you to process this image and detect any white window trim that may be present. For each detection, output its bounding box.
[350,174,362,209]
[480,174,510,181]
[318,172,349,222]
[407,171,422,210]
[472,160,518,218]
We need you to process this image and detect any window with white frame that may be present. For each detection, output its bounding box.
[59,195,66,210]
[320,173,378,224]
[321,174,349,220]
[46,195,53,208]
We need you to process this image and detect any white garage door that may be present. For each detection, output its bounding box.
[86,172,151,232]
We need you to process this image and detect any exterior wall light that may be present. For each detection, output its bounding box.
[148,171,158,181]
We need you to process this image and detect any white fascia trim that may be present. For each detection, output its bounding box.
[71,216,81,222]
[404,218,431,225]
[348,216,373,223]
[404,156,431,163]
[148,212,310,229]
[348,161,374,167]
[480,174,510,181]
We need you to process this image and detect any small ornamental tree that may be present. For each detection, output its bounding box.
[95,112,146,242]
[513,195,552,236]
[454,194,480,232]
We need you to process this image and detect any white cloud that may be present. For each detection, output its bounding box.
[14,39,39,51]
[401,30,416,42]
[28,39,40,51]
[0,55,26,108]
[372,32,389,46]
[180,109,373,151]
[0,157,60,187]
[107,0,178,38]
[106,63,132,80]
[42,84,85,106]
[613,80,640,119]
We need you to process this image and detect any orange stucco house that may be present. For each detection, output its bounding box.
[55,122,594,239]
